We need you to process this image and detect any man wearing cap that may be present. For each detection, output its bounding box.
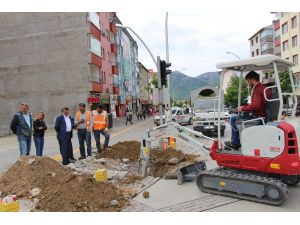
[10,103,33,156]
[92,104,110,154]
[75,103,93,159]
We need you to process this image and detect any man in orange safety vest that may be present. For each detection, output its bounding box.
[92,104,110,154]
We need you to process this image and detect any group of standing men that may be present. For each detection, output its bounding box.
[54,103,110,165]
[10,103,110,166]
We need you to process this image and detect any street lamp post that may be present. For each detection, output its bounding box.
[226,51,241,59]
[116,24,157,67]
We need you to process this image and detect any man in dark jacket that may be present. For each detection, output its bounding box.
[10,103,33,156]
[54,107,76,165]
[225,71,271,150]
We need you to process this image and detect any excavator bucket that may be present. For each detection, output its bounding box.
[176,160,206,185]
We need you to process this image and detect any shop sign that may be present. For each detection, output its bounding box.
[87,97,100,103]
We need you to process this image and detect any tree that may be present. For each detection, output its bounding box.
[279,71,294,93]
[225,76,249,106]
[151,73,158,88]
[175,101,183,107]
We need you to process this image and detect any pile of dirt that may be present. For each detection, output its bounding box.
[103,141,141,161]
[37,174,127,212]
[0,156,128,212]
[149,148,199,177]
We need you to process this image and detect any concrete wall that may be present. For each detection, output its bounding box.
[0,13,90,136]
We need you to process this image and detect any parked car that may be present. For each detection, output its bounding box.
[154,107,192,126]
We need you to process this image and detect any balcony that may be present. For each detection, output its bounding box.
[112,65,119,75]
[274,37,281,47]
[111,43,118,54]
[90,53,102,67]
[92,82,103,93]
[90,23,101,40]
[274,20,280,31]
[113,86,120,95]
[110,22,117,34]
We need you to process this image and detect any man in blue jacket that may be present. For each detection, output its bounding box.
[54,107,76,165]
[10,103,33,156]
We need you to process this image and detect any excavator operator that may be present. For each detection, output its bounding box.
[225,71,271,150]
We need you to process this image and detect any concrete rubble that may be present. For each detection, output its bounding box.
[29,188,41,198]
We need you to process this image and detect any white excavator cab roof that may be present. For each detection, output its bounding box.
[216,54,294,72]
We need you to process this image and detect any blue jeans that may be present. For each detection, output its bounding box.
[230,113,258,146]
[93,129,110,153]
[78,129,92,157]
[17,135,32,156]
[34,136,44,156]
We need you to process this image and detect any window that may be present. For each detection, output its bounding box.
[292,35,297,47]
[256,49,259,55]
[291,16,297,29]
[89,64,100,83]
[88,12,100,30]
[282,22,288,34]
[102,48,105,60]
[99,69,103,83]
[293,55,298,65]
[252,51,254,57]
[88,35,101,57]
[283,40,289,51]
[251,39,254,46]
[104,72,106,84]
[255,36,258,43]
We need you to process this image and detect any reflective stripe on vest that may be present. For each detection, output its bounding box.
[76,111,91,129]
[93,111,106,130]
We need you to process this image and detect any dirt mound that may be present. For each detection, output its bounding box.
[0,156,127,212]
[37,175,127,212]
[0,156,70,197]
[103,141,141,161]
[149,148,199,177]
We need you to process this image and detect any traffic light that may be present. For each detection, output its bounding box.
[160,60,172,87]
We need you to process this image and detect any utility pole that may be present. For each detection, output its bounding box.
[165,12,171,107]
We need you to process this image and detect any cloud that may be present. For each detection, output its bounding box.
[117,11,275,76]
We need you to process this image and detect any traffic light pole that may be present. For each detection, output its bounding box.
[157,56,164,125]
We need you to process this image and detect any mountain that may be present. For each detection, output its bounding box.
[169,71,219,100]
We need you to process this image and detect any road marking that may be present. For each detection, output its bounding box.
[51,118,152,161]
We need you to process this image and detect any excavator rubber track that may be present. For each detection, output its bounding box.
[196,168,288,206]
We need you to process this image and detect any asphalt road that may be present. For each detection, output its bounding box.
[1,117,300,211]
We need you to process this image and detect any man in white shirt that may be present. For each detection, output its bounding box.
[54,107,76,165]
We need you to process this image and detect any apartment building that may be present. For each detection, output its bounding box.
[138,62,151,111]
[115,17,139,116]
[280,12,300,78]
[249,25,274,57]
[0,12,119,136]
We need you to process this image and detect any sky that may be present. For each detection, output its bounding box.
[117,11,275,77]
[2,0,295,78]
